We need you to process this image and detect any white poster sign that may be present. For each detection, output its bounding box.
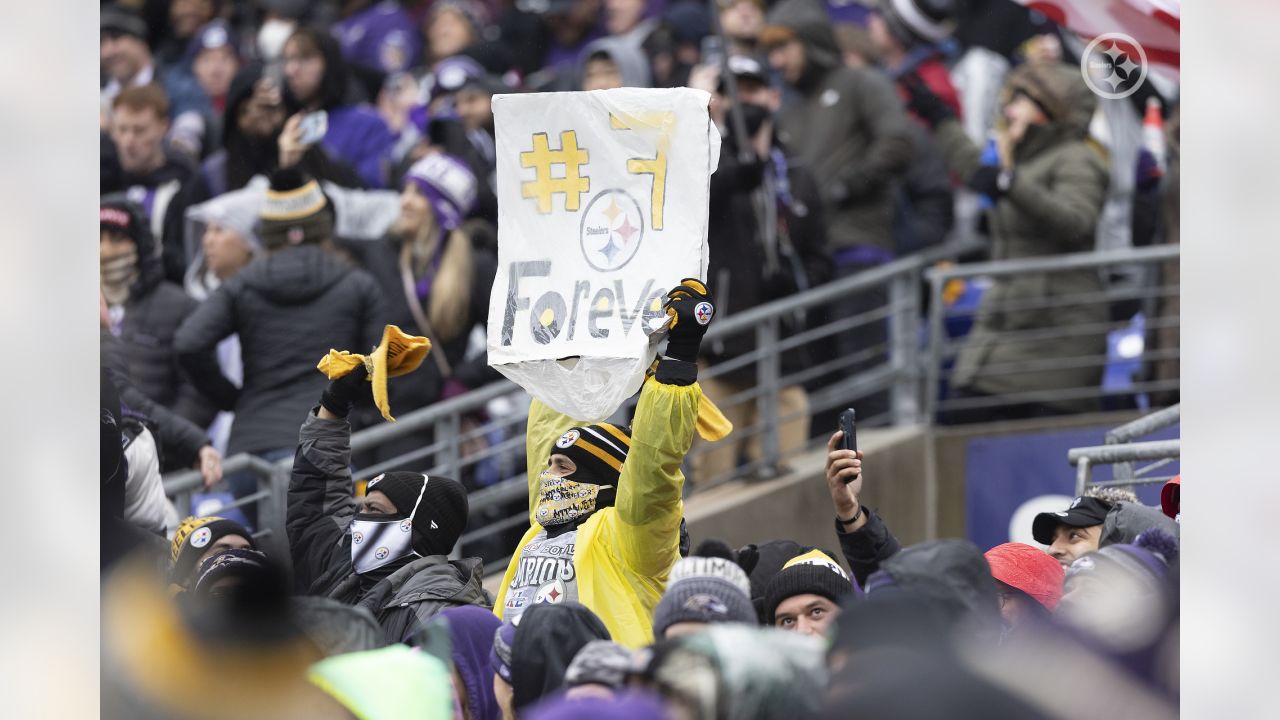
[487,88,720,420]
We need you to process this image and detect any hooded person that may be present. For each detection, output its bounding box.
[197,62,364,199]
[905,60,1111,419]
[760,0,912,419]
[763,549,856,636]
[288,358,490,644]
[281,26,397,188]
[183,185,266,301]
[1099,500,1180,548]
[983,542,1063,639]
[424,605,505,720]
[175,168,388,464]
[491,603,613,716]
[576,36,653,91]
[493,280,718,648]
[652,556,757,639]
[100,196,220,446]
[863,538,1002,646]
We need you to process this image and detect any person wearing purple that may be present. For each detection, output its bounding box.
[281,27,396,188]
[333,0,424,75]
[424,606,504,720]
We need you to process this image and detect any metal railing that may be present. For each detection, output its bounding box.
[165,242,1180,571]
[1069,404,1181,496]
[924,244,1181,422]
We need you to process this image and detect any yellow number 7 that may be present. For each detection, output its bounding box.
[609,111,674,231]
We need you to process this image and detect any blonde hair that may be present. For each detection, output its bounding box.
[400,214,474,344]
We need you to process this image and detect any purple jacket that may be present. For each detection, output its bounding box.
[323,105,395,188]
[332,0,423,74]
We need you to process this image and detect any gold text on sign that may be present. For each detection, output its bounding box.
[520,131,591,213]
[609,112,674,230]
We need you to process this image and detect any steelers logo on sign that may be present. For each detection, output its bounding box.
[555,429,580,450]
[375,547,390,560]
[400,519,413,533]
[694,302,714,326]
[189,526,212,549]
[579,189,645,272]
[534,579,567,605]
[352,531,364,544]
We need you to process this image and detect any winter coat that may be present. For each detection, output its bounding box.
[288,409,490,645]
[494,378,701,648]
[834,508,902,589]
[767,0,913,254]
[868,538,1002,644]
[174,244,387,455]
[102,330,210,470]
[933,62,1111,410]
[1100,501,1179,548]
[103,194,219,435]
[117,152,203,284]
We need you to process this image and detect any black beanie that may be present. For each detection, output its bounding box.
[259,167,335,249]
[550,424,632,486]
[365,472,469,557]
[763,549,855,625]
[170,516,257,586]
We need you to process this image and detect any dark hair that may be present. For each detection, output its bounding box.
[282,26,352,112]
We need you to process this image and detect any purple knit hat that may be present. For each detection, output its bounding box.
[404,153,478,231]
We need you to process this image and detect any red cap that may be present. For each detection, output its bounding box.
[984,542,1064,611]
[1161,475,1180,519]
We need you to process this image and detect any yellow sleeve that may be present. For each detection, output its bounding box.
[613,378,701,578]
[524,397,581,523]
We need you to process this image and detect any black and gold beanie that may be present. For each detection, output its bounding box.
[259,167,334,249]
[550,423,632,486]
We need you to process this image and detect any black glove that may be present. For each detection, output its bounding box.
[320,364,370,418]
[662,278,715,362]
[966,165,1011,199]
[901,73,955,130]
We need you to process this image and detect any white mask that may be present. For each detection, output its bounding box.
[350,476,427,574]
[257,19,297,62]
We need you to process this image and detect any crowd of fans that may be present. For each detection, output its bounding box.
[100,0,1181,717]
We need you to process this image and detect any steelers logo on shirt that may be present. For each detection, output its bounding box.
[534,579,567,605]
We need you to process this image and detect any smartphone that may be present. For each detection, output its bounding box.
[701,34,725,69]
[838,408,858,483]
[298,110,329,145]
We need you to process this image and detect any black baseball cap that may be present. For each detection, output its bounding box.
[101,4,149,40]
[724,55,769,85]
[1031,496,1112,545]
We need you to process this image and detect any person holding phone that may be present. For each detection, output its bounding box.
[824,428,901,588]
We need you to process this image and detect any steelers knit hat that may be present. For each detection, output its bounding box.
[550,423,632,486]
[170,515,256,585]
[764,549,854,624]
[259,167,334,249]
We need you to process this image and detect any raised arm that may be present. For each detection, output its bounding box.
[612,279,712,578]
[824,431,902,588]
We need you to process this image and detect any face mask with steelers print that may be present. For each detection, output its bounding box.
[535,469,612,527]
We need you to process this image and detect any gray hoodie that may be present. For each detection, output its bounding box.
[577,36,652,90]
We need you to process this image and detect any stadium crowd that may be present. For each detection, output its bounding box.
[100,0,1181,718]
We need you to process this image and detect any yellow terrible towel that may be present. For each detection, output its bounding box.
[316,325,432,421]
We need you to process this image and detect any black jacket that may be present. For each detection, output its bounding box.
[174,244,387,455]
[834,508,902,589]
[289,409,490,644]
[102,330,209,470]
[116,151,203,284]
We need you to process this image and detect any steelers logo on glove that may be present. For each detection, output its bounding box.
[663,278,714,363]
